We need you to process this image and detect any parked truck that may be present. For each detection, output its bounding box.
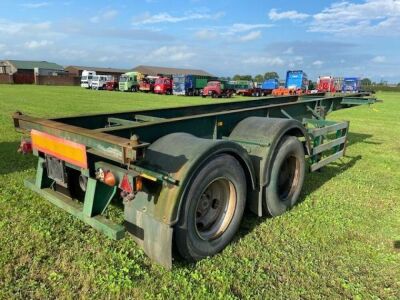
[272,70,308,96]
[173,75,214,96]
[80,70,96,89]
[105,79,119,91]
[261,79,279,95]
[154,76,173,95]
[91,75,113,90]
[119,72,140,92]
[139,76,158,93]
[202,80,235,98]
[13,93,378,268]
[342,77,361,93]
[317,76,336,93]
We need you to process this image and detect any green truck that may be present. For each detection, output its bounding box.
[13,93,378,268]
[119,71,140,92]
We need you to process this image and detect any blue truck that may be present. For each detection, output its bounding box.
[285,70,309,90]
[342,77,361,93]
[173,74,215,96]
[261,79,279,90]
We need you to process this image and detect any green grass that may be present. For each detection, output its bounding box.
[0,85,399,299]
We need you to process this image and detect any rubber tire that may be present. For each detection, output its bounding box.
[264,136,305,217]
[174,154,247,262]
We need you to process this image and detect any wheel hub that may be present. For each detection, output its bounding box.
[195,178,237,240]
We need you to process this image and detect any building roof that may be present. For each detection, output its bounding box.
[7,60,64,70]
[132,65,213,77]
[65,66,130,74]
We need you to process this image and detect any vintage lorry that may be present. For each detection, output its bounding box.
[172,74,214,96]
[13,93,378,268]
[202,80,235,98]
[154,76,173,95]
[139,76,158,93]
[119,72,140,92]
[91,75,113,90]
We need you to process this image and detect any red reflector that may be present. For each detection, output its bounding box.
[120,174,133,193]
[18,139,32,154]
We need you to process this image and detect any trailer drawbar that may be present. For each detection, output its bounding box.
[13,93,378,268]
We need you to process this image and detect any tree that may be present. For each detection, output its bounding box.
[308,81,316,90]
[232,74,253,81]
[361,78,372,86]
[254,74,264,83]
[264,72,279,81]
[397,83,400,87]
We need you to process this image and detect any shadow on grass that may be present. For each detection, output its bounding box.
[0,141,36,175]
[394,241,400,250]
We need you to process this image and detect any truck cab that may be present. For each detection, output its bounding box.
[172,75,186,95]
[139,76,158,93]
[91,75,112,90]
[154,77,173,95]
[119,72,140,92]
[80,70,96,89]
[317,76,336,93]
[202,80,234,98]
[342,77,361,93]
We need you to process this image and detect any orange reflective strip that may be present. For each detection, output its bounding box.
[31,129,87,168]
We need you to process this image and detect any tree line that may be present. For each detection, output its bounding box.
[221,72,280,83]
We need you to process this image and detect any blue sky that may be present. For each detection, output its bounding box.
[0,0,399,82]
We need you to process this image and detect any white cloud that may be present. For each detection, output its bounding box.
[229,23,273,33]
[0,20,51,35]
[195,29,218,40]
[284,47,294,54]
[20,2,49,8]
[239,30,262,42]
[269,9,309,21]
[25,40,53,49]
[243,56,285,66]
[133,11,224,25]
[90,10,118,23]
[312,60,324,66]
[150,46,195,61]
[309,0,400,36]
[371,55,386,63]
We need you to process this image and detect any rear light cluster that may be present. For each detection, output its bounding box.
[96,168,142,200]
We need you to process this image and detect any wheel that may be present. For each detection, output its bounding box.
[174,154,246,262]
[211,93,217,98]
[264,136,305,217]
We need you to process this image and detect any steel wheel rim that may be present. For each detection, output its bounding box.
[278,155,300,201]
[195,178,237,241]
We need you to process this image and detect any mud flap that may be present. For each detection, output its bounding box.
[124,199,173,269]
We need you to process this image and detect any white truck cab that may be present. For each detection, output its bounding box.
[91,75,112,90]
[81,70,96,88]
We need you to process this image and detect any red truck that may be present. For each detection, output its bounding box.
[154,77,173,95]
[202,80,235,98]
[317,76,336,93]
[139,76,158,93]
[105,80,119,91]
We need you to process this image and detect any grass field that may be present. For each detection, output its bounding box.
[0,85,399,299]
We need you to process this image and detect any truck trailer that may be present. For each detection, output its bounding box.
[13,93,378,268]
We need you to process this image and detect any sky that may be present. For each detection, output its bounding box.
[0,0,399,82]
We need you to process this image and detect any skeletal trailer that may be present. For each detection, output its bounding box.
[13,93,378,268]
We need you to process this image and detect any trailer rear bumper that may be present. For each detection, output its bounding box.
[25,178,125,240]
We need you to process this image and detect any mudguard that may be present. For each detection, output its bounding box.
[124,132,255,268]
[229,117,311,216]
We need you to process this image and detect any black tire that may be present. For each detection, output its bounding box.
[264,136,305,217]
[175,154,246,262]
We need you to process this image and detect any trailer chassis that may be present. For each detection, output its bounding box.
[13,94,378,267]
